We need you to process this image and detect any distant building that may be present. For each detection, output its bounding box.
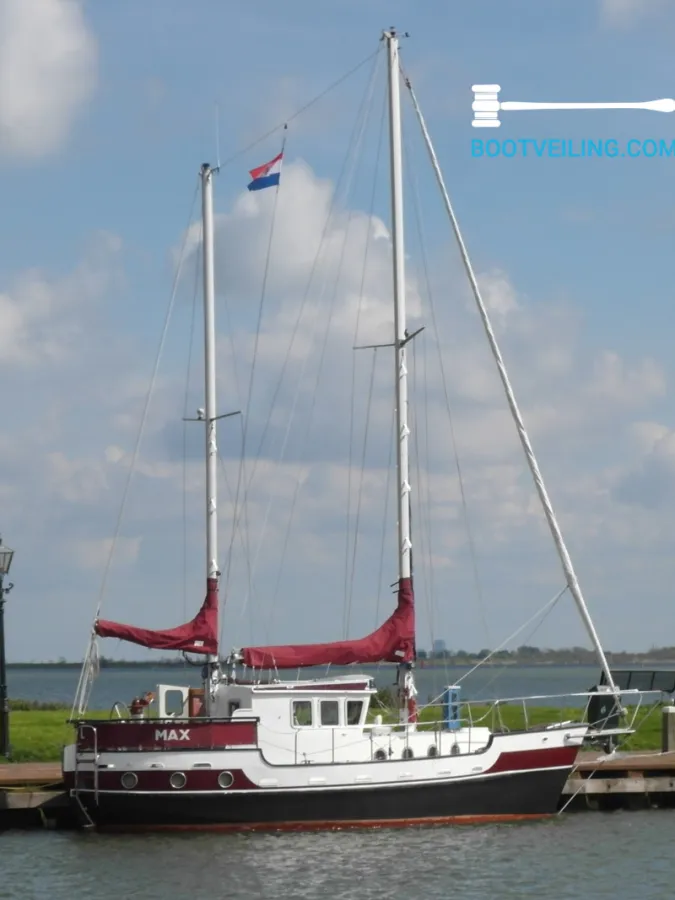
[432,639,447,656]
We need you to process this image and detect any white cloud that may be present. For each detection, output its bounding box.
[477,270,519,320]
[71,536,142,571]
[599,0,667,27]
[0,231,122,367]
[0,0,97,159]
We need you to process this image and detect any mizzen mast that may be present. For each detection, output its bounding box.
[200,163,221,693]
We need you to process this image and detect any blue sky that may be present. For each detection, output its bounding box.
[3,0,675,663]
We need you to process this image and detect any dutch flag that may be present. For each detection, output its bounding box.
[247,152,283,191]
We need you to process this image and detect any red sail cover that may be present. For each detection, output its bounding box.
[241,577,415,669]
[95,578,218,655]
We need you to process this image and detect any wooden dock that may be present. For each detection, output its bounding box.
[0,762,73,829]
[562,750,675,811]
[3,752,675,828]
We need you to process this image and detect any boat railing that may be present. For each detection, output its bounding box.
[368,688,665,745]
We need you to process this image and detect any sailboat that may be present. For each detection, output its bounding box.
[62,29,625,831]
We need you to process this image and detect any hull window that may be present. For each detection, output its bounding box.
[218,771,234,789]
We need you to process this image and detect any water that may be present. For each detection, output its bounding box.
[1,813,673,898]
[8,663,601,710]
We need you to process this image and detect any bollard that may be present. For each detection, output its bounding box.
[661,705,675,752]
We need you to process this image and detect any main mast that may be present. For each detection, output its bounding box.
[385,29,417,722]
[200,163,220,694]
[385,30,412,585]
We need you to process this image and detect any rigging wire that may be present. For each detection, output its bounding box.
[401,99,492,650]
[93,178,200,623]
[265,64,382,635]
[239,47,382,507]
[217,48,381,172]
[462,585,572,701]
[342,85,387,638]
[73,178,200,716]
[344,348,378,638]
[220,48,383,644]
[415,584,570,716]
[403,68,617,692]
[219,250,250,639]
[228,126,288,639]
[408,334,437,674]
[374,402,396,627]
[454,585,568,689]
[232,49,383,627]
[182,220,202,622]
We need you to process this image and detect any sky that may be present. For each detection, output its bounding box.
[3,0,675,663]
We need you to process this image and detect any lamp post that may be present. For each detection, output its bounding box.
[0,537,15,759]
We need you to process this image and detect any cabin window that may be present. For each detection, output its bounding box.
[346,700,364,725]
[292,700,313,727]
[228,701,240,718]
[164,690,187,717]
[320,700,340,726]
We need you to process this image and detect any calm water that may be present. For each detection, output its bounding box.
[8,664,601,710]
[2,813,674,898]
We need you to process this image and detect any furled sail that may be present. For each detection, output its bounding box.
[95,578,218,655]
[240,577,415,669]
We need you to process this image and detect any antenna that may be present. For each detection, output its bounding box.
[214,102,221,170]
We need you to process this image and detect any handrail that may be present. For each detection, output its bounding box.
[75,723,99,805]
[69,715,261,725]
[421,687,662,710]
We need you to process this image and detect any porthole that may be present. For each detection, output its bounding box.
[121,772,138,790]
[374,748,387,761]
[402,747,414,759]
[427,745,438,758]
[218,771,234,789]
[450,743,460,756]
[169,771,187,789]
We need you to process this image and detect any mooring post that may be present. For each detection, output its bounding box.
[661,704,675,752]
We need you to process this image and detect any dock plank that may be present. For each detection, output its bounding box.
[0,763,63,787]
[564,776,675,795]
[576,751,675,771]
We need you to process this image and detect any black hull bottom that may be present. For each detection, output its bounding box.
[78,767,572,832]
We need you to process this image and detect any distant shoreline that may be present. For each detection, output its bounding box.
[8,654,675,669]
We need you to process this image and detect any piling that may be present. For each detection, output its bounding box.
[662,705,675,752]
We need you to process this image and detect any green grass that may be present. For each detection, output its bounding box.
[3,700,665,762]
[7,705,108,763]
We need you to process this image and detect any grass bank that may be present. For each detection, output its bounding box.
[4,700,664,762]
